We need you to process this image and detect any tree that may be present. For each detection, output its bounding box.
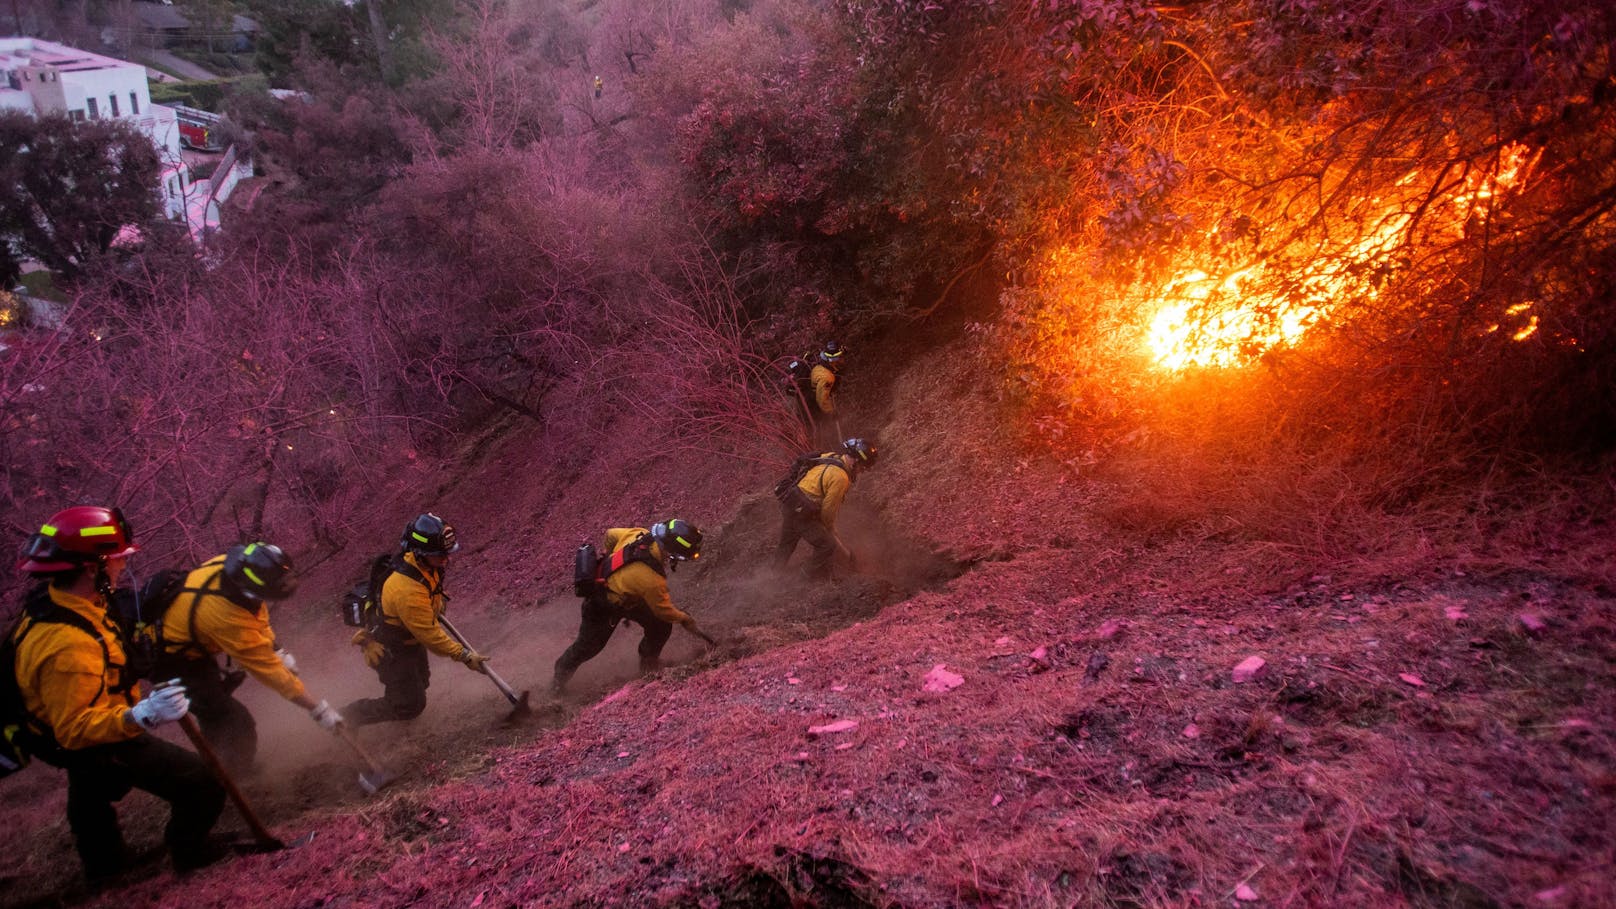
[0,112,162,286]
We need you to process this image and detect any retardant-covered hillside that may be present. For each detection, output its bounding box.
[3,328,1611,909]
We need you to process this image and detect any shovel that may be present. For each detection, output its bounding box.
[174,712,311,852]
[334,724,400,795]
[439,615,532,723]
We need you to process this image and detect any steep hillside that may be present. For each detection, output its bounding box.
[3,332,1613,909]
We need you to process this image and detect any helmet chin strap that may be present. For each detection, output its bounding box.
[93,561,116,602]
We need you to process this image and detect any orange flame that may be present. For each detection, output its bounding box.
[1143,144,1537,369]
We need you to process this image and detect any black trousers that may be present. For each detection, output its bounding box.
[63,734,225,878]
[342,627,430,726]
[774,502,836,578]
[166,655,255,774]
[553,597,673,683]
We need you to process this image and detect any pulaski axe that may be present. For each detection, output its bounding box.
[333,724,399,795]
[438,615,532,724]
[157,685,313,853]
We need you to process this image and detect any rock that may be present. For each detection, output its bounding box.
[1518,612,1547,633]
[1235,883,1259,901]
[1233,656,1267,683]
[1096,619,1122,640]
[1399,672,1426,687]
[807,719,859,735]
[922,665,964,693]
[1182,723,1200,739]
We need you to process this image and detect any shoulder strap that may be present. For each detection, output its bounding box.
[808,456,848,498]
[599,533,665,580]
[19,594,120,698]
[179,568,226,660]
[389,555,445,600]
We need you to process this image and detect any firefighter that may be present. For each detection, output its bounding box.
[774,438,878,579]
[793,341,846,449]
[10,506,226,879]
[155,542,344,774]
[552,519,708,695]
[342,514,489,726]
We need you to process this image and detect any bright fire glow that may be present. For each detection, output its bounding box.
[1144,144,1537,369]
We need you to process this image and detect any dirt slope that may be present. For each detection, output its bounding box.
[2,332,1613,908]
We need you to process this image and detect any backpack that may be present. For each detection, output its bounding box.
[108,566,224,681]
[572,533,664,600]
[2,589,131,777]
[783,355,817,407]
[771,454,846,514]
[341,554,398,630]
[341,553,434,629]
[107,568,189,681]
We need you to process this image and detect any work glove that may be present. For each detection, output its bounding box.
[130,682,190,730]
[276,649,298,674]
[352,629,386,669]
[460,649,490,674]
[309,700,343,731]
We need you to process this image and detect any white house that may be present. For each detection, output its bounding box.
[0,37,248,239]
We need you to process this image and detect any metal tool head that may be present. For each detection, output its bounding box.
[358,768,400,796]
[230,830,316,854]
[499,690,533,726]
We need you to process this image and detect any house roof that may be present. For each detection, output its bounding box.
[132,2,191,30]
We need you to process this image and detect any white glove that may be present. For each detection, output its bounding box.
[130,683,190,730]
[277,649,298,674]
[309,700,343,731]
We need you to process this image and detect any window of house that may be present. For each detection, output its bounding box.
[130,92,139,115]
[69,110,84,121]
[85,97,98,118]
[108,94,119,117]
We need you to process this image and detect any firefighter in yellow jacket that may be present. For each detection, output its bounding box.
[9,506,225,879]
[343,514,488,726]
[775,438,878,578]
[551,519,709,695]
[792,341,845,449]
[155,542,343,773]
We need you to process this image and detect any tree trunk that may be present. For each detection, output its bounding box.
[367,1,394,82]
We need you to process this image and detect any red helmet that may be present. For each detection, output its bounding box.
[16,506,138,574]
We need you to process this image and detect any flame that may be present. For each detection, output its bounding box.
[1143,144,1537,370]
[1145,269,1322,369]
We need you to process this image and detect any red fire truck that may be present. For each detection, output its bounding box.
[175,104,224,151]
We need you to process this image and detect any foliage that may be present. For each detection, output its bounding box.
[972,0,1616,459]
[245,0,454,86]
[0,112,162,287]
[243,0,372,85]
[149,75,269,112]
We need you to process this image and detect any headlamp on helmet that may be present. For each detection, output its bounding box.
[401,513,460,556]
[817,341,845,369]
[841,437,878,469]
[650,519,703,564]
[224,542,298,602]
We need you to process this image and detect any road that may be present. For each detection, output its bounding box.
[135,48,218,82]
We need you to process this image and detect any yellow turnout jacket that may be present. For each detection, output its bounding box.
[795,456,854,529]
[379,551,466,660]
[161,555,307,702]
[810,365,837,414]
[12,586,142,749]
[602,528,691,626]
